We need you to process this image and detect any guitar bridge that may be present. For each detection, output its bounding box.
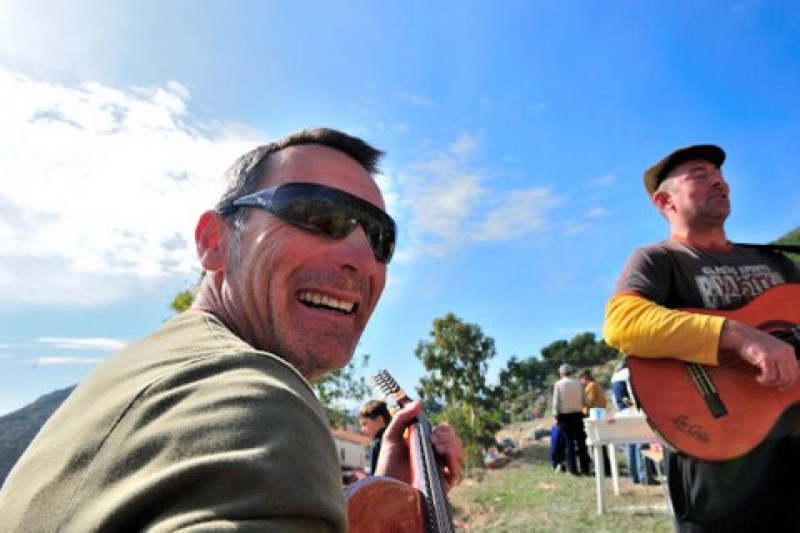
[687,363,728,419]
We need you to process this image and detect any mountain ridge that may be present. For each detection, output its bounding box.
[0,386,74,484]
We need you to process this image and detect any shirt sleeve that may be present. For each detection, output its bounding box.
[586,383,606,409]
[552,384,560,416]
[603,293,725,365]
[585,384,595,407]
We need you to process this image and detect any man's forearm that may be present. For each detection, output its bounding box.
[603,293,724,364]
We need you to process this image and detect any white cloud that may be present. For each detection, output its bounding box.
[585,207,612,218]
[589,173,617,187]
[33,356,104,366]
[395,133,561,259]
[449,132,480,158]
[36,337,127,351]
[561,206,612,236]
[475,188,562,241]
[411,155,485,238]
[562,221,591,236]
[0,67,259,308]
[396,92,434,107]
[373,121,410,134]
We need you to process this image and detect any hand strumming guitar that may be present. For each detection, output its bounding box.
[374,400,466,492]
[720,319,799,390]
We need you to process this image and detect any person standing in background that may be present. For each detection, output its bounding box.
[358,399,392,475]
[552,363,591,476]
[579,369,607,415]
[610,359,647,484]
[579,369,610,475]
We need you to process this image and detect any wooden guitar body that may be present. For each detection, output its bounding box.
[346,476,426,533]
[627,283,800,461]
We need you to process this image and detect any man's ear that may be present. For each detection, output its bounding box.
[652,190,672,214]
[195,211,229,271]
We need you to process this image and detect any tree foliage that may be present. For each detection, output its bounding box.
[170,289,194,313]
[539,332,618,370]
[414,313,503,468]
[495,356,551,422]
[410,315,621,466]
[312,354,372,428]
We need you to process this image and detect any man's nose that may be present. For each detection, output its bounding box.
[339,225,380,268]
[708,169,726,187]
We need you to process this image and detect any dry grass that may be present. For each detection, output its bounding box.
[448,427,673,532]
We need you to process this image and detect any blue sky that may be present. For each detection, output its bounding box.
[1,1,799,415]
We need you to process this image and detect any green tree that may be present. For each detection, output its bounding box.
[170,288,194,313]
[414,313,502,468]
[495,356,550,421]
[540,332,617,370]
[312,354,372,428]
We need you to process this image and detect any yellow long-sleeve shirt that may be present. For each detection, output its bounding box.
[603,292,725,365]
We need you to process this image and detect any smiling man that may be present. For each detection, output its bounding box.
[0,127,464,531]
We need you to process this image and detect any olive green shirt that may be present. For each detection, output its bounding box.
[0,311,345,532]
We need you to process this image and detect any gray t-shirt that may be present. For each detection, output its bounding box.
[613,240,800,310]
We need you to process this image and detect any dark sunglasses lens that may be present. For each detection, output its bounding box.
[273,184,395,263]
[364,217,394,262]
[312,210,359,238]
[275,195,356,237]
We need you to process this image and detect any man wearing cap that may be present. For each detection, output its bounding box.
[552,363,591,475]
[603,144,800,531]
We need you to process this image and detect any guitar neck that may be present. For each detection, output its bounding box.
[372,370,454,532]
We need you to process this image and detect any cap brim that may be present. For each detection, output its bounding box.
[644,144,726,195]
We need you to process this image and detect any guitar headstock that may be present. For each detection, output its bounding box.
[371,370,412,406]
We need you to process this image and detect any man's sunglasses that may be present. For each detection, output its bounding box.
[223,182,396,264]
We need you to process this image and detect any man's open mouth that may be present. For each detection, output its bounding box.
[298,291,356,314]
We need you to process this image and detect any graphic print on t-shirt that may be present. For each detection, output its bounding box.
[694,264,786,309]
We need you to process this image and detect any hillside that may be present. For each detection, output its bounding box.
[775,227,800,261]
[449,433,672,531]
[776,227,800,245]
[0,386,73,484]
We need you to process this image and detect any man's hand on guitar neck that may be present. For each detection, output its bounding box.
[720,319,799,390]
[429,422,466,491]
[374,401,466,491]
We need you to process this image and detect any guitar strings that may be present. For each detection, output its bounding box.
[682,326,800,385]
[371,370,455,532]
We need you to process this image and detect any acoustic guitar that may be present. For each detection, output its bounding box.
[346,370,454,532]
[627,283,800,462]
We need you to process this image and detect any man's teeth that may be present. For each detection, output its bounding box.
[299,292,355,313]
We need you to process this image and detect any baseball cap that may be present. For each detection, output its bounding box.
[643,144,726,196]
[558,363,574,374]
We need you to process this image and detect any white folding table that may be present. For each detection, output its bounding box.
[583,414,663,514]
